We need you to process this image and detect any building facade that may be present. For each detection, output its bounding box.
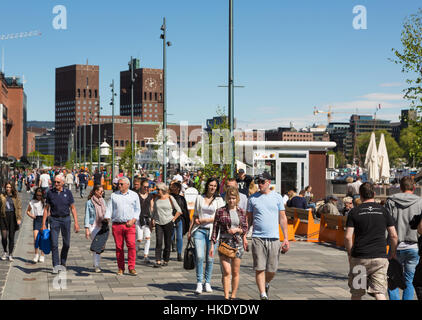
[35,129,55,156]
[120,59,163,122]
[55,64,100,164]
[0,72,27,159]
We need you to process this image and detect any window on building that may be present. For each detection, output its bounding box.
[141,141,145,147]
[77,89,81,97]
[144,92,147,100]
[83,89,86,98]
[94,90,98,98]
[160,93,162,101]
[89,89,92,98]
[155,92,158,100]
[149,92,152,100]
[120,140,124,147]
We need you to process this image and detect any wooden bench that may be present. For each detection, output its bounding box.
[279,207,298,241]
[319,214,347,247]
[283,207,320,242]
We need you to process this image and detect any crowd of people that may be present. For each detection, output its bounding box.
[1,166,422,301]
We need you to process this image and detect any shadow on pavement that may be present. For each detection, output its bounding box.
[164,294,227,300]
[278,269,347,281]
[14,265,51,274]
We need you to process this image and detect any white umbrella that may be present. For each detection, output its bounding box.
[365,132,379,183]
[378,133,390,184]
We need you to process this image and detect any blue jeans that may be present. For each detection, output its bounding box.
[172,220,183,255]
[79,183,86,197]
[17,180,22,192]
[50,216,71,268]
[193,228,216,284]
[388,248,419,300]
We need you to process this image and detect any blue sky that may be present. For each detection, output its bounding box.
[1,0,421,130]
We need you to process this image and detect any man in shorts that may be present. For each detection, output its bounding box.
[345,182,398,300]
[247,171,289,300]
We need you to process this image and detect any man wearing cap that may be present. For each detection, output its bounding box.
[246,171,289,300]
[236,169,253,197]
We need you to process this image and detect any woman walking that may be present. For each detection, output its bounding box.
[84,184,107,273]
[188,178,225,295]
[210,186,248,300]
[0,182,22,261]
[151,183,182,268]
[26,188,47,263]
[169,181,190,261]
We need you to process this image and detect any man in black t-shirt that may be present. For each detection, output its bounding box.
[93,169,103,186]
[345,182,398,300]
[236,169,253,196]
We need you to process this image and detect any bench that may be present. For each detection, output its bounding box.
[279,207,298,241]
[319,214,347,247]
[283,207,320,242]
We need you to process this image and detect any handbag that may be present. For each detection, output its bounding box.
[90,221,110,254]
[183,239,196,270]
[218,241,238,259]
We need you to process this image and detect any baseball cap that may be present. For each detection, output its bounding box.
[328,195,338,201]
[256,171,272,181]
[238,169,245,174]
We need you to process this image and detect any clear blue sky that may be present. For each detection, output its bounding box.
[1,0,421,130]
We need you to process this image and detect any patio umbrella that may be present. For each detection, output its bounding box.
[378,133,390,184]
[365,132,379,183]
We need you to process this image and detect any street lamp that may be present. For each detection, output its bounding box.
[160,17,172,184]
[110,80,117,181]
[83,114,86,168]
[98,103,101,173]
[89,112,93,168]
[228,0,235,178]
[128,57,136,186]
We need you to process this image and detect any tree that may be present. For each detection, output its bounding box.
[400,126,422,167]
[328,151,348,168]
[356,130,404,166]
[391,8,422,166]
[119,143,138,175]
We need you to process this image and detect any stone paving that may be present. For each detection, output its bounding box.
[0,188,378,300]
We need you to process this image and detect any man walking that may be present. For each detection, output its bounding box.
[385,176,422,300]
[246,171,289,300]
[39,170,51,198]
[78,170,88,198]
[42,175,80,273]
[105,177,140,275]
[222,178,248,211]
[345,182,398,300]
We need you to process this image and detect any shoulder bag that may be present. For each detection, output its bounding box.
[218,241,238,259]
[183,239,196,270]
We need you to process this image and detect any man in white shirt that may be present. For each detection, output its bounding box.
[39,170,51,198]
[173,170,183,183]
[105,177,140,276]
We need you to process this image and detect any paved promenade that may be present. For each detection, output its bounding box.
[0,189,375,300]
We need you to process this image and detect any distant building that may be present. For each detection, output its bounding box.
[120,59,163,121]
[36,129,55,156]
[392,109,417,142]
[327,122,350,153]
[0,72,27,159]
[282,131,313,141]
[205,116,236,133]
[55,64,100,164]
[265,125,296,141]
[27,127,47,154]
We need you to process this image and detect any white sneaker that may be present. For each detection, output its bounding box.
[205,283,213,293]
[1,253,7,261]
[33,254,39,263]
[195,283,203,294]
[8,255,14,262]
[39,255,45,263]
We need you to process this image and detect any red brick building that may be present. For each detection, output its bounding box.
[120,59,163,121]
[77,121,202,158]
[55,64,100,164]
[0,72,27,159]
[27,127,47,154]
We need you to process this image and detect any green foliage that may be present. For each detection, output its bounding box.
[27,151,54,168]
[356,130,404,166]
[328,151,348,168]
[400,126,422,166]
[201,106,232,181]
[119,143,138,176]
[391,8,422,167]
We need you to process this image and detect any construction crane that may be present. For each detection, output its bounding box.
[0,30,42,73]
[313,106,355,125]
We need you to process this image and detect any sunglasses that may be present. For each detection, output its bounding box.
[54,181,61,184]
[257,180,267,185]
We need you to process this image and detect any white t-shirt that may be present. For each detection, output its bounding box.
[173,174,183,183]
[40,174,50,188]
[30,200,44,217]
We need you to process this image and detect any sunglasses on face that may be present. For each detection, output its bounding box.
[257,180,267,185]
[54,181,61,184]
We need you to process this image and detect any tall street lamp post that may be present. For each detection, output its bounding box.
[128,57,135,186]
[228,0,235,178]
[160,17,171,184]
[110,80,116,182]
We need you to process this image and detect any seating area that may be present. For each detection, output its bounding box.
[280,207,348,247]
